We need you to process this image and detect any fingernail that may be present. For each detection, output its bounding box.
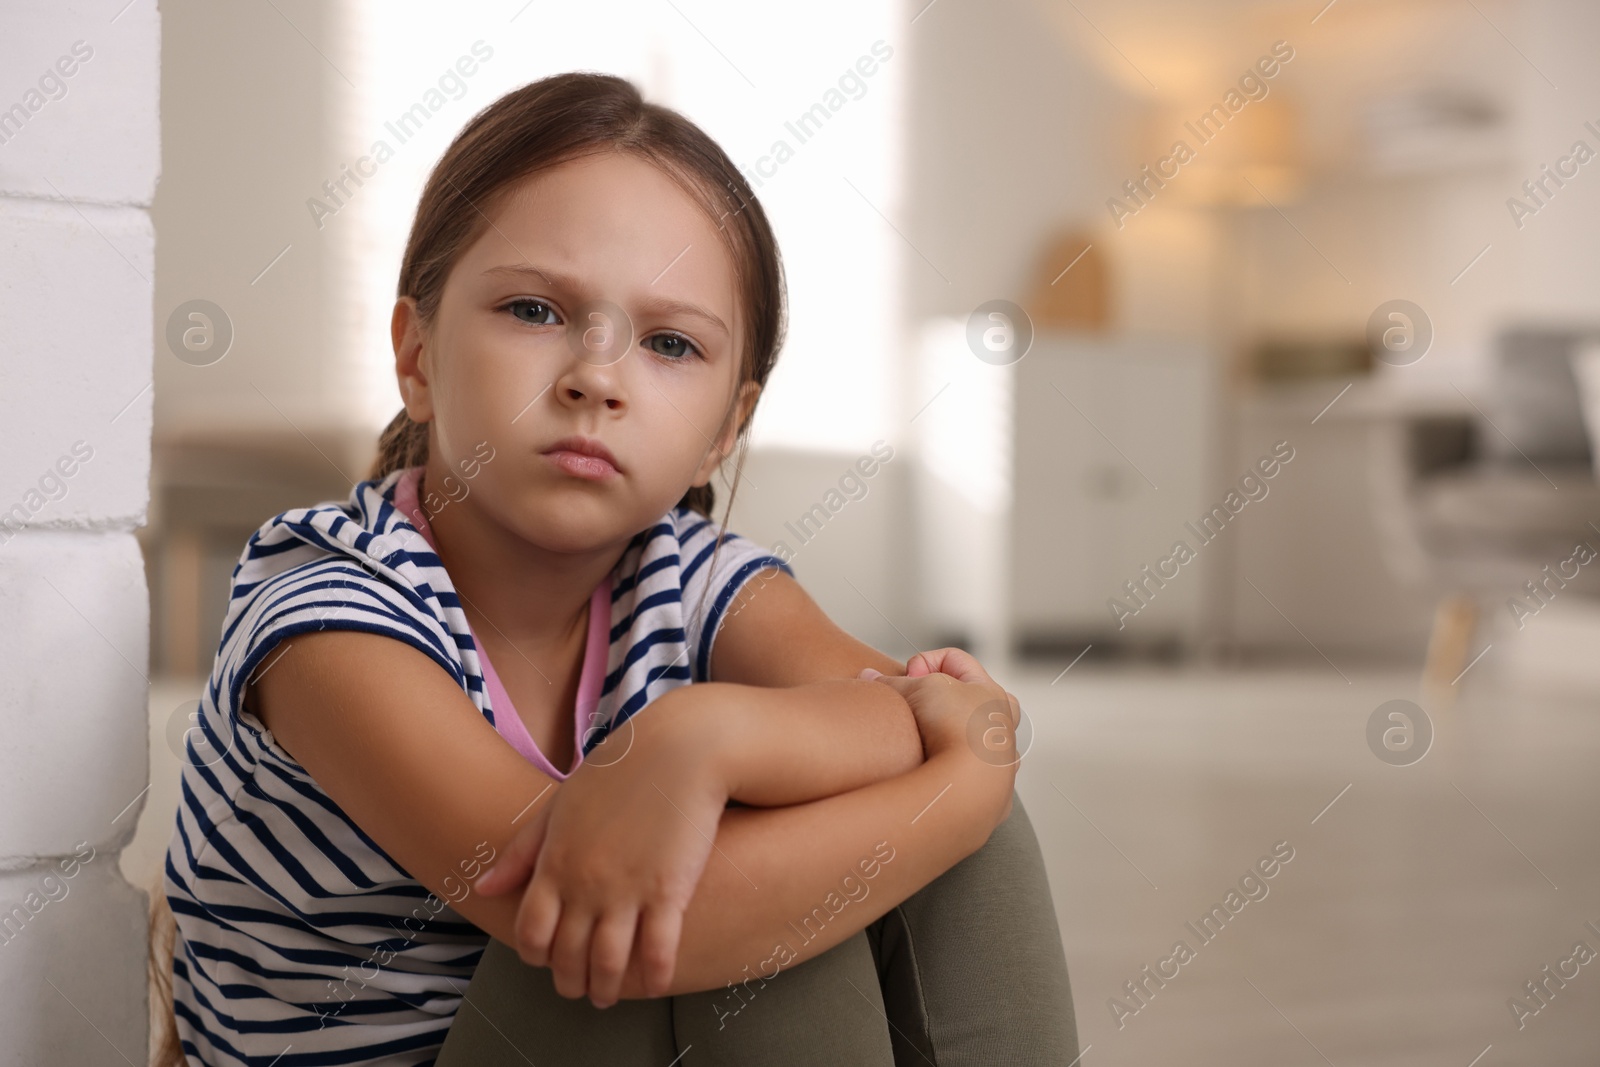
[858,668,882,680]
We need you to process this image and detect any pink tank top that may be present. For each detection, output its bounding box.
[393,466,610,781]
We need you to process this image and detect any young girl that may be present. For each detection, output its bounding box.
[156,72,1077,1066]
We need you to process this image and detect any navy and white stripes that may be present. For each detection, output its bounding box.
[164,468,791,1066]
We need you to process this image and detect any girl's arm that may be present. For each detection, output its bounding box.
[684,568,1021,807]
[709,568,911,688]
[656,679,925,806]
[625,738,1001,999]
[659,567,935,806]
[476,568,1019,1003]
[251,627,1011,1000]
[624,658,1020,997]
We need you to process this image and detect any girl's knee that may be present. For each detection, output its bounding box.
[672,932,894,1066]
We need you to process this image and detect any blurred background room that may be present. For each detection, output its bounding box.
[5,0,1600,1062]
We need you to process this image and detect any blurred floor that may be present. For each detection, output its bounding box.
[126,663,1600,1064]
[1010,660,1600,1065]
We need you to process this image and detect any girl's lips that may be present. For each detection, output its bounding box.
[543,449,619,480]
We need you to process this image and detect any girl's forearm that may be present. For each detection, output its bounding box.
[617,748,1010,999]
[456,683,925,967]
[663,679,926,808]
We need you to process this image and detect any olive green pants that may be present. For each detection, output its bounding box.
[436,794,1078,1066]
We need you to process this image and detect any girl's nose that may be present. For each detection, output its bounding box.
[560,380,624,411]
[556,360,626,414]
[558,366,625,410]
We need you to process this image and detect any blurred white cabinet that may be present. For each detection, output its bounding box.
[1009,336,1216,653]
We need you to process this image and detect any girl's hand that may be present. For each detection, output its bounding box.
[860,656,1018,828]
[859,648,1018,763]
[902,646,987,680]
[867,648,1022,757]
[471,696,729,1008]
[903,647,1021,721]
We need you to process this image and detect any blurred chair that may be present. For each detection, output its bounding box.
[1368,325,1600,697]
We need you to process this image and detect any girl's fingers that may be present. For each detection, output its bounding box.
[510,876,561,968]
[548,906,596,1000]
[476,808,549,895]
[906,647,988,683]
[934,648,989,684]
[634,902,685,998]
[586,906,640,1008]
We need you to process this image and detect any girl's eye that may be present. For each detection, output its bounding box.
[505,299,560,326]
[644,332,701,361]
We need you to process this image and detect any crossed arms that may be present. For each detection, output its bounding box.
[251,569,1016,1003]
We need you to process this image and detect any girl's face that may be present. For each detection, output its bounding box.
[395,150,759,554]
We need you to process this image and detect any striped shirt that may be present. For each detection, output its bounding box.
[163,466,792,1066]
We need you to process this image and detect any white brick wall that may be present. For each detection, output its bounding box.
[0,2,159,1063]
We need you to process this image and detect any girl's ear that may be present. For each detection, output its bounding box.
[691,379,761,488]
[392,297,434,424]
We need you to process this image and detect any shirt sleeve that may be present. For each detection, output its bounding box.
[217,554,465,745]
[676,512,795,683]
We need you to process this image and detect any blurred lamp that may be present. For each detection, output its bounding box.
[1145,95,1302,206]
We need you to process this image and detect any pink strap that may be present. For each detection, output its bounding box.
[392,466,609,780]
